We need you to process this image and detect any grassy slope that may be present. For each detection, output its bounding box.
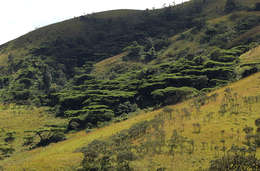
[0,105,66,169]
[0,9,141,67]
[0,0,257,67]
[1,54,260,170]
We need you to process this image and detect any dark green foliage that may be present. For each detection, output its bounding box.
[23,136,34,147]
[255,118,260,127]
[192,18,206,31]
[4,132,15,143]
[0,76,9,89]
[207,154,260,170]
[123,41,143,61]
[116,101,138,116]
[255,3,260,11]
[225,0,237,13]
[153,38,170,51]
[235,15,260,34]
[241,66,258,78]
[34,129,66,147]
[151,87,198,105]
[144,47,157,63]
[202,67,235,80]
[67,118,85,131]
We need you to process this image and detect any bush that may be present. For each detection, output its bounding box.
[4,132,15,143]
[35,129,66,147]
[151,87,198,105]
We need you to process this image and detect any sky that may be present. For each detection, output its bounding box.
[0,0,188,45]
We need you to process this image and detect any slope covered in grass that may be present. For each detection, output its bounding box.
[1,71,260,170]
[0,105,66,163]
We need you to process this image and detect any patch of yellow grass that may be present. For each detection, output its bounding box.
[240,44,260,65]
[93,52,127,74]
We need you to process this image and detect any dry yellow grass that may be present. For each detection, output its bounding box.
[240,44,260,65]
[93,52,127,74]
[130,72,260,170]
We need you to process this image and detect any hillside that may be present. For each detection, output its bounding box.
[0,0,259,170]
[1,66,260,170]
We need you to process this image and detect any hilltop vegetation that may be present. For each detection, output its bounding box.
[0,0,259,169]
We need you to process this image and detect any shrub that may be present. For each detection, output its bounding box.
[23,136,34,146]
[4,132,15,143]
[151,87,198,105]
[35,129,66,147]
